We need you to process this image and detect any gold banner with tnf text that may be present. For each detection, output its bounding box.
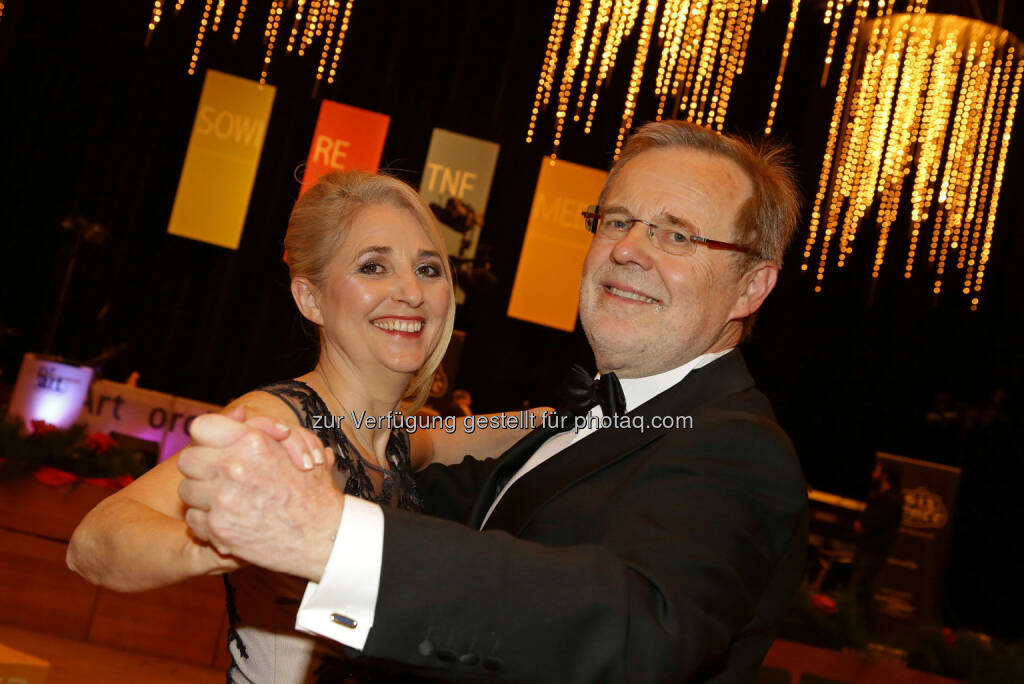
[419,128,500,304]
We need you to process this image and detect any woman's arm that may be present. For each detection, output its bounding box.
[409,407,552,470]
[66,392,322,592]
[66,451,237,591]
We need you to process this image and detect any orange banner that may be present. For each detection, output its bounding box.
[300,100,390,194]
[507,157,607,332]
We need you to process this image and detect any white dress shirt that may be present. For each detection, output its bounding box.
[295,349,734,648]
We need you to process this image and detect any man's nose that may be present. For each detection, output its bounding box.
[610,223,655,268]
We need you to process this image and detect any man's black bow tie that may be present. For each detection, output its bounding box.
[558,364,626,419]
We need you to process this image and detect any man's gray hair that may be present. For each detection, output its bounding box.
[603,120,801,267]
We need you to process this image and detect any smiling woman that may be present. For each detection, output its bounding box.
[65,171,536,683]
[285,172,456,411]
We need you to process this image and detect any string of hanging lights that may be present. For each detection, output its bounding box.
[529,0,1022,309]
[802,13,1021,309]
[527,0,762,157]
[525,0,930,154]
[145,0,357,86]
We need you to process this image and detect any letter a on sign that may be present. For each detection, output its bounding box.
[167,70,275,250]
[299,100,390,195]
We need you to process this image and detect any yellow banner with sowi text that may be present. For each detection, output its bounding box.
[507,157,607,332]
[167,70,276,250]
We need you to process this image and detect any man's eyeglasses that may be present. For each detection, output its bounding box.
[581,205,757,258]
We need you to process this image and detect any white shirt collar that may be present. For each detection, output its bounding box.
[608,348,735,413]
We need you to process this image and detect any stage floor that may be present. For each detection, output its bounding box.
[0,624,223,684]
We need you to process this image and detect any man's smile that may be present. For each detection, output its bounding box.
[603,283,661,305]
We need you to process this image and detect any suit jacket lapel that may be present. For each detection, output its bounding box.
[481,350,756,535]
[466,420,565,529]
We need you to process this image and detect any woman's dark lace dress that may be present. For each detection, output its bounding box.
[224,380,421,683]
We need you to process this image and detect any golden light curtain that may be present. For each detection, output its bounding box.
[146,0,357,85]
[802,13,1022,309]
[526,0,936,154]
[526,0,762,157]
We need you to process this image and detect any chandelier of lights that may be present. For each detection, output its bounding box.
[145,0,356,85]
[526,0,930,157]
[802,13,1022,310]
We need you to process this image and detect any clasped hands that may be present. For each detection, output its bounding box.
[177,408,345,582]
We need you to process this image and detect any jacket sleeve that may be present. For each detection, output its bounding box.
[362,418,808,682]
[414,454,499,524]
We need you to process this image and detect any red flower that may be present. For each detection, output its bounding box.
[85,432,118,454]
[810,593,838,615]
[30,420,58,435]
[34,467,78,487]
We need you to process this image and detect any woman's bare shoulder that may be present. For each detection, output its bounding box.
[226,388,304,426]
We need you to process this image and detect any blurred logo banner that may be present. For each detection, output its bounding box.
[300,100,389,195]
[875,452,962,624]
[167,70,276,250]
[507,157,606,332]
[418,129,500,304]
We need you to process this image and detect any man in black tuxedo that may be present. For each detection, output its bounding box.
[179,120,808,682]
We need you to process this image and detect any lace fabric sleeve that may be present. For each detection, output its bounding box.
[255,380,422,512]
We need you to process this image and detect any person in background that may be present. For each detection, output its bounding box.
[851,461,904,633]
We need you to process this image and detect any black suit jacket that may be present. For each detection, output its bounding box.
[360,351,808,682]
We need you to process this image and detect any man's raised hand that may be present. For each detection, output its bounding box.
[178,414,344,582]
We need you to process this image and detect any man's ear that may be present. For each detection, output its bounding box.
[729,261,778,321]
[291,277,324,326]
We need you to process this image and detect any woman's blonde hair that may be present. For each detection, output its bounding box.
[284,170,455,410]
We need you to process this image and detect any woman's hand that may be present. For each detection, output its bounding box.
[224,405,335,472]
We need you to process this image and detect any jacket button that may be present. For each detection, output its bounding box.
[417,640,435,657]
[483,657,503,671]
[437,649,457,662]
[458,653,479,666]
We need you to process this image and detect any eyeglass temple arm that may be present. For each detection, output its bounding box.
[691,235,751,254]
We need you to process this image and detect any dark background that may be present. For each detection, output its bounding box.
[1,1,1022,636]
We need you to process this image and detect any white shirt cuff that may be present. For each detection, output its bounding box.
[295,494,384,650]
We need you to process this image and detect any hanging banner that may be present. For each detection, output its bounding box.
[300,100,390,194]
[167,70,275,250]
[418,129,500,303]
[82,380,221,462]
[507,157,606,332]
[874,452,962,624]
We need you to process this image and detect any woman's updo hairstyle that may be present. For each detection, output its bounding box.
[284,170,455,410]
